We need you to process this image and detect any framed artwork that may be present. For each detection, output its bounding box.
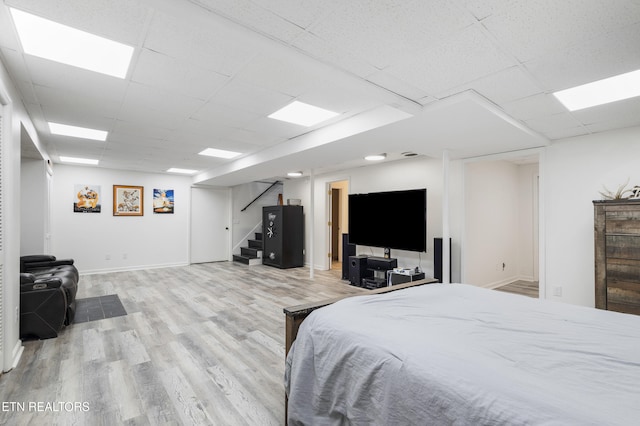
[153,189,174,214]
[74,184,101,213]
[113,185,144,216]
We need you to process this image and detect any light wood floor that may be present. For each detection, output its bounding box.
[495,280,539,298]
[1,264,538,425]
[0,262,367,426]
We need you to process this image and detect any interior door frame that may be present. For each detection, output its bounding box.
[460,148,545,298]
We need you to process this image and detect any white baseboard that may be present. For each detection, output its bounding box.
[80,262,189,275]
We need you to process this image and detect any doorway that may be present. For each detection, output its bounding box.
[463,154,540,293]
[328,180,349,271]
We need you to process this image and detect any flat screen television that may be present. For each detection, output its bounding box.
[348,188,426,252]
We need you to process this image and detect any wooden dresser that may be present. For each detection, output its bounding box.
[594,199,640,315]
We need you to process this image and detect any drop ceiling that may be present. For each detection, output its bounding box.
[1,0,639,186]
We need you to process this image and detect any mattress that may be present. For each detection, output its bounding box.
[285,284,640,425]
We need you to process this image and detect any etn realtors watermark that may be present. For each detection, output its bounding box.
[2,401,90,412]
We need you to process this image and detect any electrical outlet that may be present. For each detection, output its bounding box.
[105,254,111,260]
[15,306,19,323]
[122,253,128,260]
[553,286,562,297]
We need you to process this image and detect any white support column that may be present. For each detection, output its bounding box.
[309,169,315,279]
[442,151,451,284]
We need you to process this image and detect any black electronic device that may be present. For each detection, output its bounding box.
[348,189,426,252]
[367,256,398,271]
[363,277,387,290]
[434,237,452,283]
[342,234,356,280]
[349,255,371,287]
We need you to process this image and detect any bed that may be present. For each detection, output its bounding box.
[284,283,640,425]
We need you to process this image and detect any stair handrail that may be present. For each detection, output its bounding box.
[240,181,282,212]
[232,221,263,254]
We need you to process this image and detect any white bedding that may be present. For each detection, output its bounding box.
[285,284,640,425]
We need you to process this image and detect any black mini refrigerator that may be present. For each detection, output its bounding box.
[262,205,304,268]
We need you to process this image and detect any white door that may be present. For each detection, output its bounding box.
[190,187,230,263]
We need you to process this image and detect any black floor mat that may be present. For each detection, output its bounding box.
[74,294,127,323]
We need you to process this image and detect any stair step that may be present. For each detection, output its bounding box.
[241,247,261,258]
[254,232,263,241]
[248,239,263,249]
[233,254,262,266]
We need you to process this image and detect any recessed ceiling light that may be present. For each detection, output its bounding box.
[287,171,303,177]
[10,8,134,78]
[365,153,387,161]
[553,69,640,111]
[167,168,198,174]
[59,156,99,165]
[268,101,339,127]
[49,122,108,141]
[198,148,242,159]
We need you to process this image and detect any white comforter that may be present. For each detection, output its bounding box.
[285,284,640,425]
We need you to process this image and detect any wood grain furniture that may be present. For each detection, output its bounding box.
[594,199,640,315]
[285,283,640,425]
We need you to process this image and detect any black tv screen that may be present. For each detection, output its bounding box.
[348,188,426,252]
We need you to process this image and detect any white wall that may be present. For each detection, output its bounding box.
[51,165,193,273]
[20,158,47,255]
[283,156,443,276]
[464,160,520,287]
[544,125,640,306]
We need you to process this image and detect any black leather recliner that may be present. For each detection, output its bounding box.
[20,273,68,339]
[20,255,79,325]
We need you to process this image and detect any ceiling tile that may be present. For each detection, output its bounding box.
[234,50,329,97]
[290,32,378,79]
[574,97,640,127]
[385,25,516,95]
[191,0,306,42]
[143,9,258,76]
[190,103,262,130]
[523,112,584,134]
[132,49,229,100]
[308,0,474,69]
[482,0,640,62]
[111,120,172,140]
[249,0,342,29]
[435,66,542,105]
[24,55,129,103]
[120,82,205,121]
[457,0,520,20]
[33,84,121,120]
[211,81,293,116]
[501,93,567,121]
[523,22,640,92]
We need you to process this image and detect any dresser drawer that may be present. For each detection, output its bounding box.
[607,280,640,315]
[606,208,640,234]
[605,235,640,260]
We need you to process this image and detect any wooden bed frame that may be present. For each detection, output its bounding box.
[282,278,438,423]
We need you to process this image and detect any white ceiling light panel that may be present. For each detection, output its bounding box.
[553,69,640,111]
[198,148,242,159]
[10,8,134,79]
[59,156,99,165]
[48,122,108,141]
[268,101,339,127]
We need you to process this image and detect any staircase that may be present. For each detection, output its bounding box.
[233,232,263,266]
